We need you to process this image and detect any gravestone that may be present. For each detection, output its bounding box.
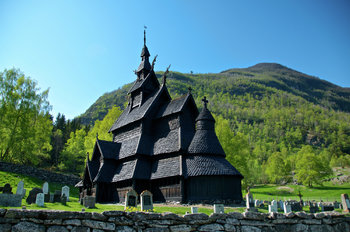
[140,190,153,211]
[26,187,43,204]
[283,201,292,214]
[42,182,49,194]
[0,194,22,207]
[214,204,224,213]
[61,193,67,205]
[3,184,12,194]
[334,201,340,209]
[191,207,198,214]
[16,181,24,196]
[35,193,44,207]
[291,202,302,212]
[322,204,335,211]
[309,202,319,213]
[83,196,96,208]
[125,189,138,209]
[279,200,284,210]
[245,190,256,211]
[341,194,350,213]
[21,189,26,198]
[49,193,54,203]
[62,186,70,201]
[269,200,278,213]
[53,190,61,203]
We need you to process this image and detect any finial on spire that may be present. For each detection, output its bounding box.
[188,87,192,94]
[151,55,158,70]
[162,64,171,85]
[202,96,208,109]
[96,133,99,139]
[144,25,147,45]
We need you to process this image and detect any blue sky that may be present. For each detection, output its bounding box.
[1,0,350,119]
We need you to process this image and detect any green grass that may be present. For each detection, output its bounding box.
[245,182,350,202]
[0,170,79,199]
[1,170,349,215]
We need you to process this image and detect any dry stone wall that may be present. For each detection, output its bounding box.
[0,162,80,186]
[0,209,349,232]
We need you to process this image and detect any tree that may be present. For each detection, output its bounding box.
[59,129,87,175]
[295,145,332,187]
[84,106,123,156]
[265,152,289,183]
[0,68,52,165]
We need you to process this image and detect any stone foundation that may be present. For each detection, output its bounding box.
[0,209,349,232]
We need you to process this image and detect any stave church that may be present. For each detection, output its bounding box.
[76,32,243,204]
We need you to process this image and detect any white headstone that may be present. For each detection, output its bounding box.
[246,193,254,209]
[214,204,224,213]
[140,190,153,211]
[283,201,291,214]
[61,186,70,201]
[254,199,260,207]
[191,207,198,214]
[269,200,278,213]
[36,193,44,207]
[279,200,284,210]
[43,182,49,194]
[21,189,26,198]
[16,180,24,196]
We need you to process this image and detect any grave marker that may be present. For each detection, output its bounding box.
[83,196,96,208]
[140,190,153,211]
[16,181,24,196]
[125,189,138,209]
[35,193,44,207]
[62,186,70,201]
[245,189,256,211]
[26,187,43,204]
[2,184,12,194]
[42,182,49,194]
[283,201,291,214]
[269,200,278,213]
[214,204,224,213]
[53,190,61,203]
[341,194,350,213]
[191,207,198,214]
[0,193,22,207]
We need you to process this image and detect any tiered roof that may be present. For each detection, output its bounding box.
[78,32,243,188]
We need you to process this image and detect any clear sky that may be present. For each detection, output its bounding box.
[1,0,350,119]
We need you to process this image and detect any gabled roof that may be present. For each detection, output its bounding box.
[96,139,121,160]
[127,70,159,94]
[184,155,243,178]
[155,93,198,119]
[109,84,171,132]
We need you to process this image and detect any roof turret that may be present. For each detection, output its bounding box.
[188,97,225,156]
[137,30,151,75]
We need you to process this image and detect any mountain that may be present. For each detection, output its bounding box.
[79,63,350,125]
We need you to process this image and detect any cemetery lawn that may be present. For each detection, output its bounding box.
[247,182,350,202]
[0,170,349,215]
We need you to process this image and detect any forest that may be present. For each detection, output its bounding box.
[1,64,350,188]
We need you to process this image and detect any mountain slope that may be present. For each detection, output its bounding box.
[79,63,350,125]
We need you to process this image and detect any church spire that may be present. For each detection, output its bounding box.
[137,29,151,77]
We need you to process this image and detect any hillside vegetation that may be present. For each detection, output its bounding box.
[77,63,350,187]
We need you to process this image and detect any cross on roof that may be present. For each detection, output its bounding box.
[144,26,147,45]
[202,96,208,109]
[188,87,192,94]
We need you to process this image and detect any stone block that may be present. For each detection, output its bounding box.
[82,219,115,231]
[198,223,224,231]
[242,211,266,220]
[0,223,11,232]
[227,212,244,219]
[63,219,82,226]
[71,226,91,232]
[169,224,192,232]
[241,225,262,232]
[12,221,45,232]
[115,226,136,232]
[47,225,69,232]
[91,212,107,221]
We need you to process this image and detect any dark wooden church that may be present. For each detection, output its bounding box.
[76,32,243,204]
